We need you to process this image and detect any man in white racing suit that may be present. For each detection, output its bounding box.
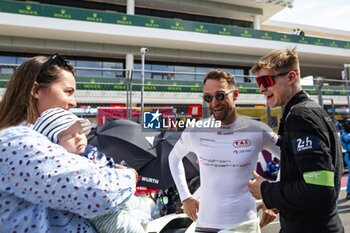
[169,70,280,232]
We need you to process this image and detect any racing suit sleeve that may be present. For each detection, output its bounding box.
[168,130,193,202]
[0,126,136,219]
[340,132,346,150]
[344,133,350,152]
[261,112,338,212]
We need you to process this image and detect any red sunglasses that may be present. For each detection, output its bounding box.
[255,71,290,88]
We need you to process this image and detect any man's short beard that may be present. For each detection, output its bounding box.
[209,108,227,121]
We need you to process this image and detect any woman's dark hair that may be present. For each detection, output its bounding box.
[0,55,74,129]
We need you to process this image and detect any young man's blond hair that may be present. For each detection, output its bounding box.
[251,48,301,84]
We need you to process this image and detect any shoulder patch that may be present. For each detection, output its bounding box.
[292,135,322,154]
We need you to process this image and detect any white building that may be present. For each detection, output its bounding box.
[0,0,349,110]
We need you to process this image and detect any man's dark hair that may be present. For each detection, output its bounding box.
[203,69,236,87]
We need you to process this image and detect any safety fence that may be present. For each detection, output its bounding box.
[0,63,258,106]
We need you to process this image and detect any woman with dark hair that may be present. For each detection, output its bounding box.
[0,53,77,128]
[0,53,137,233]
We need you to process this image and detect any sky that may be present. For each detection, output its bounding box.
[270,0,350,31]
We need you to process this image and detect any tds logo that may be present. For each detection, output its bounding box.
[233,149,252,155]
[233,139,251,148]
[143,110,161,129]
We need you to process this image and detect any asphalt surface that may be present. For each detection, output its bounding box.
[260,188,350,233]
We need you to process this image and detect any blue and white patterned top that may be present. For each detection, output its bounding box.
[0,126,136,233]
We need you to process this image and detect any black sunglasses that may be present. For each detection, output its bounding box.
[40,53,70,71]
[203,89,234,103]
[255,71,290,88]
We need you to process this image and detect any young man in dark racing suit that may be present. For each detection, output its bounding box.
[248,48,344,233]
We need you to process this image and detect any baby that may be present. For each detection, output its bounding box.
[33,108,151,233]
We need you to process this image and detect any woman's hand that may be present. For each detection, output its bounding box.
[115,164,127,169]
[128,168,138,184]
[115,164,138,184]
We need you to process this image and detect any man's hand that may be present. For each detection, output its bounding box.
[257,203,279,228]
[248,171,266,200]
[182,197,199,221]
